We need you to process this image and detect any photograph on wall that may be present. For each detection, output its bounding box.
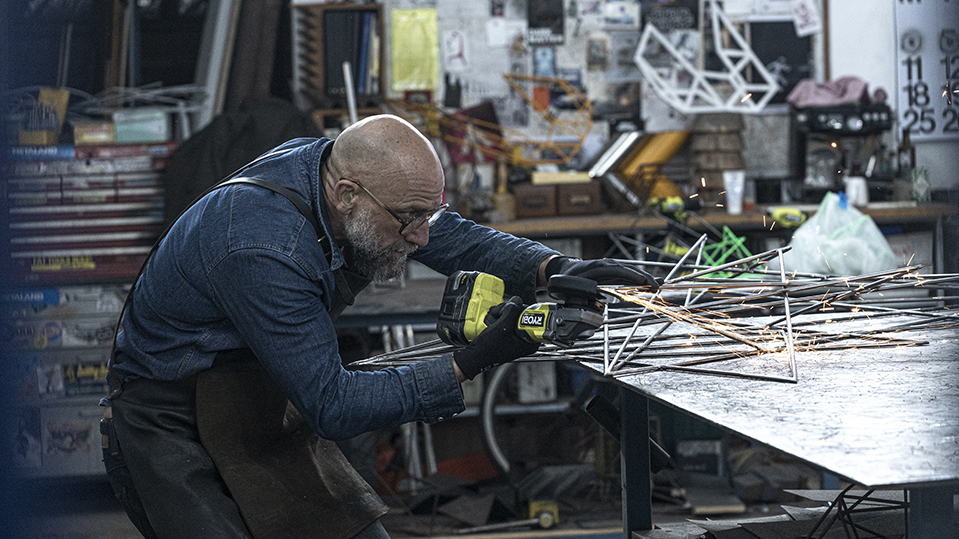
[551,68,586,110]
[533,46,558,77]
[605,30,643,82]
[587,33,610,70]
[603,0,641,29]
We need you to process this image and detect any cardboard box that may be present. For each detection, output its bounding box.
[512,184,557,218]
[531,171,592,185]
[691,132,742,152]
[71,121,116,145]
[557,182,601,216]
[693,151,744,171]
[885,231,933,272]
[112,109,170,143]
[676,439,726,476]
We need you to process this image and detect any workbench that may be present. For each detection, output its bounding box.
[491,203,957,273]
[490,203,956,238]
[576,319,959,538]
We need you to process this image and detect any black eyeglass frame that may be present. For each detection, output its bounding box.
[344,177,449,235]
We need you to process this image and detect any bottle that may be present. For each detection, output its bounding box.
[897,128,915,178]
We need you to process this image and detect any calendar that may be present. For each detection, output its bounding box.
[895,0,959,141]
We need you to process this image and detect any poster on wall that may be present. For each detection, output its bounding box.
[749,21,813,104]
[895,0,959,142]
[527,0,565,45]
[391,8,440,92]
[640,0,698,33]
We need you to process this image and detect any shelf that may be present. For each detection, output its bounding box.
[291,3,384,111]
[489,203,958,238]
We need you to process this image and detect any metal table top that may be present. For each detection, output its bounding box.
[578,318,959,489]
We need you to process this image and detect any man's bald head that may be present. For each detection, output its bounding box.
[329,114,443,192]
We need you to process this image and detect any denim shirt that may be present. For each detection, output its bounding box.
[110,137,558,440]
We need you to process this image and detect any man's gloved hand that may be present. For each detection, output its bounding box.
[545,257,659,291]
[452,296,542,380]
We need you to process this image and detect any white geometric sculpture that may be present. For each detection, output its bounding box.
[634,0,780,114]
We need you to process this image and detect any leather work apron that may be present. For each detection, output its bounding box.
[193,267,377,539]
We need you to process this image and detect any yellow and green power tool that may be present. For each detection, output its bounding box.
[436,271,604,348]
[771,207,808,228]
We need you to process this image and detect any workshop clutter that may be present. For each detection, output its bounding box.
[690,113,745,208]
[727,443,819,504]
[2,285,125,478]
[511,171,602,219]
[769,191,898,275]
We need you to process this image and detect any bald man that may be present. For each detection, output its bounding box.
[101,115,559,539]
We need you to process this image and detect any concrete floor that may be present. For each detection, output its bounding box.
[6,477,636,539]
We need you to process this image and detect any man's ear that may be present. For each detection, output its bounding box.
[330,180,355,214]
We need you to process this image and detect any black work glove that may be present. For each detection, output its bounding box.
[452,296,542,380]
[545,257,659,291]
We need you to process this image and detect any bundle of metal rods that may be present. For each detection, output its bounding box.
[352,240,959,385]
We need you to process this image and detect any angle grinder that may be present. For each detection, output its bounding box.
[436,271,604,348]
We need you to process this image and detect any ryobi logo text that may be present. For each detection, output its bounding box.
[521,313,545,327]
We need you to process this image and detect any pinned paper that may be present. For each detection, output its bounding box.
[391,8,439,91]
[486,18,526,47]
[792,0,822,37]
[443,30,470,73]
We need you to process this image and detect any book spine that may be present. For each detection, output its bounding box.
[73,142,177,160]
[5,145,75,161]
[357,11,371,95]
[368,13,380,95]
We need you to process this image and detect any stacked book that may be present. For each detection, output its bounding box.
[1,142,174,284]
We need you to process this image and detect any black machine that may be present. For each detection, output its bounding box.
[789,102,895,203]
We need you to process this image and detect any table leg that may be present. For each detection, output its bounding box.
[621,388,652,537]
[908,485,956,539]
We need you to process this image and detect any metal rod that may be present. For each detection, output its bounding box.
[777,249,798,381]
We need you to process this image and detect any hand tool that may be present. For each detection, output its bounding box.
[436,271,604,348]
[771,206,807,228]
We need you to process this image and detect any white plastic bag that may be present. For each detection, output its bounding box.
[770,192,897,275]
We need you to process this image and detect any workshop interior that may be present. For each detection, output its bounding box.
[2,0,958,538]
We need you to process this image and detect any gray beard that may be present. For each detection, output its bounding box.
[344,206,416,283]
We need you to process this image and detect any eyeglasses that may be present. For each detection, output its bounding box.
[346,178,449,236]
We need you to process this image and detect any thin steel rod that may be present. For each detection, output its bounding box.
[628,298,769,352]
[664,247,787,284]
[664,233,710,282]
[656,364,798,384]
[603,303,610,374]
[777,249,798,381]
